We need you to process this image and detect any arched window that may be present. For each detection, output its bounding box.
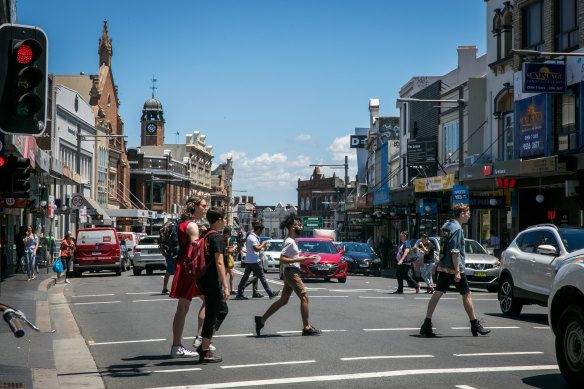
[495,90,514,161]
[300,199,304,211]
[501,2,513,58]
[305,198,310,211]
[492,8,502,61]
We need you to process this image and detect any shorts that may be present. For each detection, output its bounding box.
[282,268,307,298]
[435,271,470,295]
[165,258,175,275]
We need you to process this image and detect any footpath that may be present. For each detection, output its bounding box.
[0,267,104,389]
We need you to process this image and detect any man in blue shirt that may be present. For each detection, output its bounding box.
[419,203,491,337]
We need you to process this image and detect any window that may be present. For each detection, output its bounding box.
[443,121,459,163]
[559,229,584,252]
[145,181,164,205]
[536,231,559,252]
[518,231,538,253]
[522,1,543,51]
[503,113,514,160]
[556,0,579,51]
[556,86,579,152]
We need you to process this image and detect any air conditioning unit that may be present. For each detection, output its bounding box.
[464,154,479,166]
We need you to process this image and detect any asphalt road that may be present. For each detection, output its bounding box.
[63,268,571,389]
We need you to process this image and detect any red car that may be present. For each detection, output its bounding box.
[74,228,123,277]
[295,238,348,283]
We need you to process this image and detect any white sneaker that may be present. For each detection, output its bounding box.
[170,345,199,359]
[65,279,70,284]
[193,336,216,351]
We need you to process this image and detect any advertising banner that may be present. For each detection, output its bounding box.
[523,63,566,93]
[350,135,367,148]
[516,95,548,158]
[407,137,437,167]
[415,174,455,193]
[418,199,437,214]
[452,185,469,204]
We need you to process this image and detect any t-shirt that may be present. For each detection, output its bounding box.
[488,236,500,250]
[203,231,225,280]
[47,236,56,251]
[396,240,410,261]
[245,232,260,263]
[24,235,38,253]
[418,240,435,263]
[281,237,300,270]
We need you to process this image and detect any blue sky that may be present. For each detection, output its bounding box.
[17,0,486,206]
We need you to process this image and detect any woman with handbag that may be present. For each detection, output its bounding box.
[393,231,420,294]
[23,226,39,282]
[223,227,235,294]
[59,233,75,283]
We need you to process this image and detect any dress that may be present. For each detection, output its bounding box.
[169,220,202,301]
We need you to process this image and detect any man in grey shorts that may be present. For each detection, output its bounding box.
[254,214,321,337]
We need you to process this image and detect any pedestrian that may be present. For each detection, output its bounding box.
[14,227,25,273]
[169,196,207,359]
[222,227,235,293]
[59,233,75,283]
[393,231,420,294]
[194,206,230,363]
[487,230,500,258]
[23,226,39,281]
[417,233,435,294]
[161,253,174,295]
[366,235,375,249]
[235,222,280,300]
[46,232,56,265]
[419,203,491,337]
[254,214,321,337]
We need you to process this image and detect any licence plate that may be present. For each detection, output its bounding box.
[92,252,101,256]
[359,264,369,268]
[474,271,487,277]
[316,264,328,269]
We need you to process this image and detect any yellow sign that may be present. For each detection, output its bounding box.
[414,174,455,193]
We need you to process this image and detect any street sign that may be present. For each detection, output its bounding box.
[70,193,84,209]
[302,216,323,231]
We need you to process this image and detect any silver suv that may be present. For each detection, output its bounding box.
[498,224,584,316]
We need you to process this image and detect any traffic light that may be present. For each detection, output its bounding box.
[10,156,31,197]
[252,209,257,218]
[0,24,48,135]
[0,156,9,194]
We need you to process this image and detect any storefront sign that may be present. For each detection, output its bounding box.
[460,159,520,181]
[469,196,505,209]
[516,95,548,158]
[350,135,367,148]
[418,199,437,214]
[520,156,556,174]
[374,188,389,205]
[1,198,28,208]
[523,63,566,93]
[414,174,455,193]
[407,137,437,167]
[452,185,469,204]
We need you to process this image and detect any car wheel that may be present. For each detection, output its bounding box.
[115,268,122,276]
[133,267,142,276]
[146,268,153,275]
[73,270,82,278]
[486,284,498,293]
[498,276,523,316]
[555,304,584,386]
[338,277,347,284]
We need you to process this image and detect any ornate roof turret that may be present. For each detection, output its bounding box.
[98,19,113,67]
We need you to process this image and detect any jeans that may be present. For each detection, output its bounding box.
[237,262,272,296]
[422,262,435,287]
[25,251,36,279]
[396,263,417,292]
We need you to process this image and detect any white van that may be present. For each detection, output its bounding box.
[117,232,139,262]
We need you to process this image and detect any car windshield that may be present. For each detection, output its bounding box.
[559,229,584,252]
[139,237,159,246]
[77,230,116,245]
[266,241,283,251]
[341,243,373,254]
[298,241,338,254]
[465,240,487,254]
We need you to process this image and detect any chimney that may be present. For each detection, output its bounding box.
[369,98,380,130]
[248,196,254,204]
[242,195,247,203]
[234,196,240,205]
[186,134,192,144]
[457,45,478,69]
[193,131,199,141]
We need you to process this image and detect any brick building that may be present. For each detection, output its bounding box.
[297,167,344,230]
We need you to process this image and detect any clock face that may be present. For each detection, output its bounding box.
[146,123,157,134]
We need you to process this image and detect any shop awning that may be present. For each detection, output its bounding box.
[84,197,111,221]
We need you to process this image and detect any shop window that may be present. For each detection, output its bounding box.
[522,1,543,52]
[442,121,459,164]
[502,113,514,161]
[145,181,164,205]
[555,0,579,51]
[556,86,579,152]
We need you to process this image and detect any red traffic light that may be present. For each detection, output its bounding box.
[16,44,34,64]
[0,156,4,167]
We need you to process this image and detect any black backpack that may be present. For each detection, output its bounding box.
[159,220,191,260]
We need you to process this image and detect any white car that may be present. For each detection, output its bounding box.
[548,254,584,386]
[261,239,283,273]
[132,235,167,276]
[498,224,584,316]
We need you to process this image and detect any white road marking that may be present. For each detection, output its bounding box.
[126,292,161,295]
[456,386,478,389]
[341,355,434,361]
[451,326,520,330]
[89,338,166,346]
[144,364,559,389]
[71,294,115,298]
[184,333,253,339]
[132,298,175,302]
[221,360,316,369]
[310,295,349,298]
[146,368,202,373]
[73,301,120,305]
[415,297,457,300]
[533,326,550,329]
[330,289,385,292]
[358,296,404,299]
[363,328,421,331]
[453,351,543,357]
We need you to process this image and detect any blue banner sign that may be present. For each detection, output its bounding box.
[418,199,437,214]
[452,185,469,204]
[523,63,566,93]
[517,95,547,158]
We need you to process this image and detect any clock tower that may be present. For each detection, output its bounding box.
[140,78,165,146]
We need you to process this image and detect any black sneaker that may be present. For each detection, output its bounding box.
[269,290,280,299]
[161,289,169,295]
[235,294,248,300]
[419,319,436,338]
[392,290,403,294]
[196,346,222,363]
[302,326,322,336]
[254,316,264,337]
[252,293,264,298]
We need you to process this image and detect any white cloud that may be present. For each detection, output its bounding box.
[295,134,311,142]
[326,134,357,162]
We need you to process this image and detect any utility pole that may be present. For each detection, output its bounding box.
[344,155,349,242]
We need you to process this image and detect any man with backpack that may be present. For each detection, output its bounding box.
[168,197,207,359]
[195,206,229,363]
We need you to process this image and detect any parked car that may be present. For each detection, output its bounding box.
[261,239,283,273]
[73,228,123,277]
[498,224,584,316]
[336,242,382,276]
[548,254,584,387]
[133,235,167,275]
[117,232,139,264]
[279,238,348,283]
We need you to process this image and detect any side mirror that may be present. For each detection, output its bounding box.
[537,244,558,256]
[486,248,494,255]
[339,249,345,254]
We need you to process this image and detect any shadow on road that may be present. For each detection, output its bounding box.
[484,312,549,326]
[522,373,570,388]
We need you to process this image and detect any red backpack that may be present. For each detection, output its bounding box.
[184,229,216,280]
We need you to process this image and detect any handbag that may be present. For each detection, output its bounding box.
[403,249,418,264]
[53,258,63,273]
